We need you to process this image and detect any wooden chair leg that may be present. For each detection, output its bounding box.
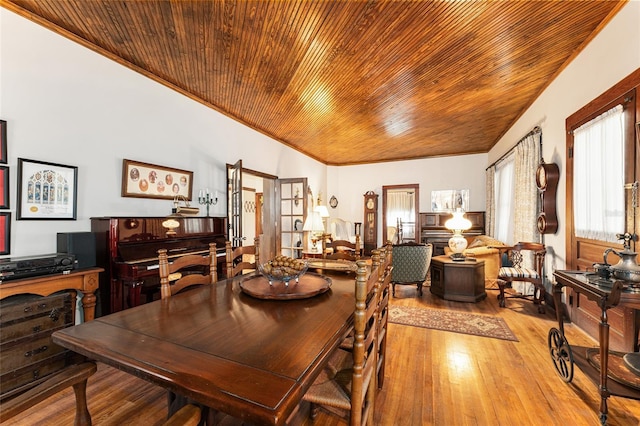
[391,283,396,297]
[497,279,506,307]
[309,402,319,419]
[535,283,546,313]
[417,282,423,296]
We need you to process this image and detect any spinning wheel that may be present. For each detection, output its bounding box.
[548,327,574,383]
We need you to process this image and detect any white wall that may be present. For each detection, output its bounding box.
[0,9,324,257]
[326,154,488,243]
[488,1,640,277]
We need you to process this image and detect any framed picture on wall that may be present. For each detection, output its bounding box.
[0,166,9,209]
[431,189,469,212]
[17,158,78,220]
[121,159,193,200]
[0,212,10,255]
[0,120,6,164]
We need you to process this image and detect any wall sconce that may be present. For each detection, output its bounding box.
[198,189,218,217]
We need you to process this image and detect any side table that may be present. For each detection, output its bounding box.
[430,255,486,302]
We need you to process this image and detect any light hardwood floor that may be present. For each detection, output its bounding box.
[3,282,640,426]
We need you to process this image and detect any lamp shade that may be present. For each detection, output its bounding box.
[315,205,330,218]
[445,208,472,232]
[303,211,325,232]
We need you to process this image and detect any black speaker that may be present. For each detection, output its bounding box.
[57,232,96,269]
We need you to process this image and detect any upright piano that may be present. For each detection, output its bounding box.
[91,216,227,316]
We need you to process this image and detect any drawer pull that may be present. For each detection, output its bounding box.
[49,308,60,322]
[33,369,40,380]
[32,325,42,333]
[25,345,48,357]
[38,303,48,309]
[23,306,32,313]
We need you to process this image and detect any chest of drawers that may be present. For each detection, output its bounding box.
[0,292,76,400]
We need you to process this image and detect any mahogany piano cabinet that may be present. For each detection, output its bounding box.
[420,211,485,256]
[91,216,227,315]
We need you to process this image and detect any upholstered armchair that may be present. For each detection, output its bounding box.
[390,242,433,297]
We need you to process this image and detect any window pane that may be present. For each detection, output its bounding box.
[573,104,625,242]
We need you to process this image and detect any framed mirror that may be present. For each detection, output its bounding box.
[382,184,419,245]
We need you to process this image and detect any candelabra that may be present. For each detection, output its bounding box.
[198,189,218,217]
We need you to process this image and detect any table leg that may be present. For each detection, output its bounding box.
[598,305,611,425]
[80,291,97,322]
[552,282,564,333]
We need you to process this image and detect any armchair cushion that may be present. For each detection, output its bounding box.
[467,235,507,249]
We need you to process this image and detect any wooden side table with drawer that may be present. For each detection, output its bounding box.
[430,255,486,302]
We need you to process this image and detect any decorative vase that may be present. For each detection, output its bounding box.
[448,233,468,256]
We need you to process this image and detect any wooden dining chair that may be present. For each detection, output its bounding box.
[158,242,217,299]
[303,258,380,425]
[158,242,217,425]
[225,236,260,278]
[375,242,393,389]
[496,242,547,313]
[323,235,362,260]
[333,244,392,391]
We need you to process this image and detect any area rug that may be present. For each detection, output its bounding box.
[388,306,518,342]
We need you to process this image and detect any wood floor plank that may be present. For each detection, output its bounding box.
[2,283,640,425]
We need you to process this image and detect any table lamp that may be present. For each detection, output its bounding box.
[303,211,325,252]
[445,208,472,260]
[315,204,330,233]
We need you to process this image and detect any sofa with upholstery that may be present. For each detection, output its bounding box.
[444,235,505,285]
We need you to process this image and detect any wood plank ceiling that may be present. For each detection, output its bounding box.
[2,0,626,165]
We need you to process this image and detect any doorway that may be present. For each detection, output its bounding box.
[227,161,277,262]
[382,184,420,244]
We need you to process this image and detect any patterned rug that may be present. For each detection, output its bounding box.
[389,305,518,342]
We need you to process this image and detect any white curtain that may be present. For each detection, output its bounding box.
[485,166,496,237]
[513,131,541,245]
[387,191,414,225]
[387,191,415,239]
[490,130,541,295]
[494,155,515,244]
[573,105,625,243]
[512,131,541,295]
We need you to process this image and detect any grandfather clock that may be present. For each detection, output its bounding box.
[363,191,378,255]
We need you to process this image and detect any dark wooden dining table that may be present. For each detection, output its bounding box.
[52,271,357,425]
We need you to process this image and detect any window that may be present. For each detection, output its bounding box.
[573,105,625,243]
[565,71,638,270]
